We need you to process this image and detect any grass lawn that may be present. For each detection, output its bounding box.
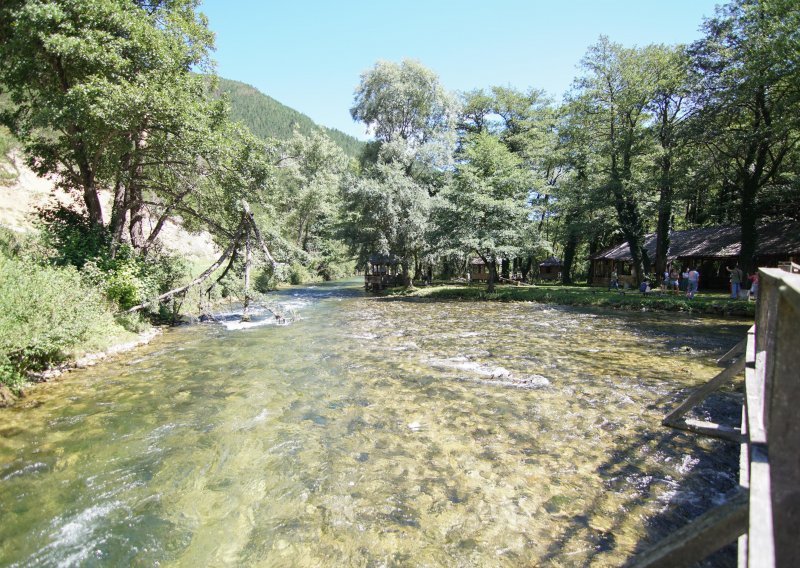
[385,282,755,318]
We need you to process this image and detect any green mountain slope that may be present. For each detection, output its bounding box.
[216,77,364,159]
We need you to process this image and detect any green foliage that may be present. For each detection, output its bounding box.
[36,203,188,311]
[434,132,534,270]
[342,162,431,276]
[288,261,317,285]
[351,59,458,148]
[0,225,32,259]
[89,247,188,312]
[37,203,111,268]
[0,255,121,389]
[254,266,278,293]
[216,77,365,159]
[0,0,217,227]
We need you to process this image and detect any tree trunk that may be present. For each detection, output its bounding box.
[610,170,646,285]
[128,183,145,250]
[501,258,510,280]
[402,260,412,287]
[654,154,673,287]
[79,163,104,226]
[587,237,600,284]
[521,256,532,281]
[487,259,498,293]
[562,229,579,285]
[739,174,758,276]
[110,176,127,257]
[241,231,252,322]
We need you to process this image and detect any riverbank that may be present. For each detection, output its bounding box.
[385,283,756,317]
[0,326,162,408]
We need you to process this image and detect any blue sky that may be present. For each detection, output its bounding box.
[199,0,722,140]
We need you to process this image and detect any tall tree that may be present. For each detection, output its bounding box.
[568,37,656,284]
[341,162,430,286]
[458,87,558,276]
[646,44,692,282]
[0,0,215,234]
[347,59,458,284]
[690,0,800,274]
[350,59,458,176]
[434,132,533,292]
[272,130,350,278]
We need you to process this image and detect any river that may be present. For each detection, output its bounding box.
[0,279,749,566]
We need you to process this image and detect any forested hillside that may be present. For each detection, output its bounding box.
[216,78,364,159]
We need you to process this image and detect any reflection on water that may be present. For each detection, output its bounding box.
[0,280,749,566]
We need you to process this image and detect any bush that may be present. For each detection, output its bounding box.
[288,261,315,285]
[0,226,30,259]
[255,266,278,293]
[0,256,122,389]
[37,203,111,269]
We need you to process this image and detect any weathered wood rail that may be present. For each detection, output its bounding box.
[629,267,800,567]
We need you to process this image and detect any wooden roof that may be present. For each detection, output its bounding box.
[368,253,401,265]
[591,220,800,262]
[539,256,563,267]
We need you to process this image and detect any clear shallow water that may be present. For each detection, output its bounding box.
[0,280,749,566]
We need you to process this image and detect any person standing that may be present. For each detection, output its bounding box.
[748,271,759,300]
[609,268,619,290]
[669,267,680,293]
[687,267,700,299]
[726,264,744,299]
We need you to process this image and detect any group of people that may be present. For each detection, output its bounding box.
[609,266,700,298]
[726,264,759,300]
[609,263,758,301]
[660,267,700,298]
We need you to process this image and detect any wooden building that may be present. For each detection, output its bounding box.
[364,253,402,291]
[469,258,490,282]
[538,257,563,281]
[590,220,800,289]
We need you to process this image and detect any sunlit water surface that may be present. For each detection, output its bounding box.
[0,280,749,566]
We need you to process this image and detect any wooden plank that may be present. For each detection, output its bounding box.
[738,407,749,568]
[768,278,800,567]
[667,419,744,443]
[718,336,748,367]
[626,490,748,568]
[747,444,775,568]
[663,356,746,425]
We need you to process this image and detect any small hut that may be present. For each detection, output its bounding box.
[538,257,563,281]
[469,258,490,282]
[365,253,402,291]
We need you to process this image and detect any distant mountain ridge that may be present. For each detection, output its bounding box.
[215,77,365,159]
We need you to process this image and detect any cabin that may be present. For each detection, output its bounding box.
[469,258,490,282]
[364,253,402,291]
[538,257,563,281]
[590,220,800,289]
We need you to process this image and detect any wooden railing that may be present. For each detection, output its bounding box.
[629,266,800,567]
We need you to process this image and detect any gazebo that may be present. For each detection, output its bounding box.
[538,257,563,281]
[364,253,402,291]
[468,258,490,282]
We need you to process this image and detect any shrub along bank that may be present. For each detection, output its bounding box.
[0,222,170,398]
[387,283,756,318]
[0,255,137,393]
